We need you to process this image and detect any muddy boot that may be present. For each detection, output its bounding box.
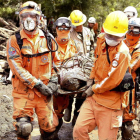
[40,118,63,140]
[64,96,73,122]
[121,121,133,140]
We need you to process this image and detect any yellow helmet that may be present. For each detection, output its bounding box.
[19,1,41,16]
[103,11,128,37]
[69,10,87,26]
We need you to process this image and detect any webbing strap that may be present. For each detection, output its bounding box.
[105,42,111,64]
[15,31,50,58]
[15,31,23,50]
[15,31,58,73]
[131,45,140,56]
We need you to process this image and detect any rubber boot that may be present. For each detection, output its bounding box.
[64,96,73,122]
[121,121,133,140]
[40,118,63,140]
[72,95,85,126]
[72,115,78,127]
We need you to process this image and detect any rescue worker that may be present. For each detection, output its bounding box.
[64,10,92,126]
[87,17,95,50]
[124,6,138,20]
[73,11,131,140]
[52,17,77,137]
[122,17,140,140]
[6,1,60,140]
[88,17,98,42]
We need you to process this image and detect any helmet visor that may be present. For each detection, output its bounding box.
[57,27,70,31]
[55,18,71,27]
[128,25,140,34]
[20,12,37,18]
[124,12,135,18]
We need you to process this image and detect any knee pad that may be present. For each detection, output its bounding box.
[16,117,33,137]
[121,121,133,139]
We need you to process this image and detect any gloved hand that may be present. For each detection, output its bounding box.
[35,77,58,96]
[87,79,94,87]
[82,86,94,98]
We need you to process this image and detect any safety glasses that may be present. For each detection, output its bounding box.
[55,18,71,27]
[20,12,37,18]
[128,25,140,34]
[124,12,135,18]
[57,27,70,31]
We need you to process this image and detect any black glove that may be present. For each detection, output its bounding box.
[82,86,94,98]
[35,77,58,96]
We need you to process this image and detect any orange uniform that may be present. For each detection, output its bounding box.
[53,39,77,119]
[73,33,131,140]
[7,29,60,132]
[123,39,140,121]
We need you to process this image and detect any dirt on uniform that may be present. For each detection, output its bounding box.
[1,83,140,140]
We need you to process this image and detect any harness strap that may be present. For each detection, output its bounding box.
[15,31,50,58]
[15,31,23,50]
[131,45,140,56]
[105,42,111,64]
[15,30,58,73]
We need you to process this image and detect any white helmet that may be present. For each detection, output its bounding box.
[124,6,138,19]
[88,17,96,24]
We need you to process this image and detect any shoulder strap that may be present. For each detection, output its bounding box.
[15,31,23,50]
[131,45,140,56]
[105,42,111,64]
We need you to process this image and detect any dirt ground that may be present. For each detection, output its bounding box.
[0,83,140,140]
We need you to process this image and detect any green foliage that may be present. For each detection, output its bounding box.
[1,0,140,30]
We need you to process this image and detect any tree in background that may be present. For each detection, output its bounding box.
[0,0,140,30]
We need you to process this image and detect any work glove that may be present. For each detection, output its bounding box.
[35,76,58,96]
[82,86,94,98]
[87,79,94,87]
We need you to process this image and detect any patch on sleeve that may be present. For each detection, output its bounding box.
[8,47,16,56]
[112,60,118,68]
[41,55,48,63]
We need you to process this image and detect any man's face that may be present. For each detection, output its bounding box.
[20,12,38,31]
[88,23,94,28]
[74,25,83,32]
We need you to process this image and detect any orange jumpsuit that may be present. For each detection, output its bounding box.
[53,39,77,119]
[123,39,140,121]
[73,33,131,140]
[6,29,60,133]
